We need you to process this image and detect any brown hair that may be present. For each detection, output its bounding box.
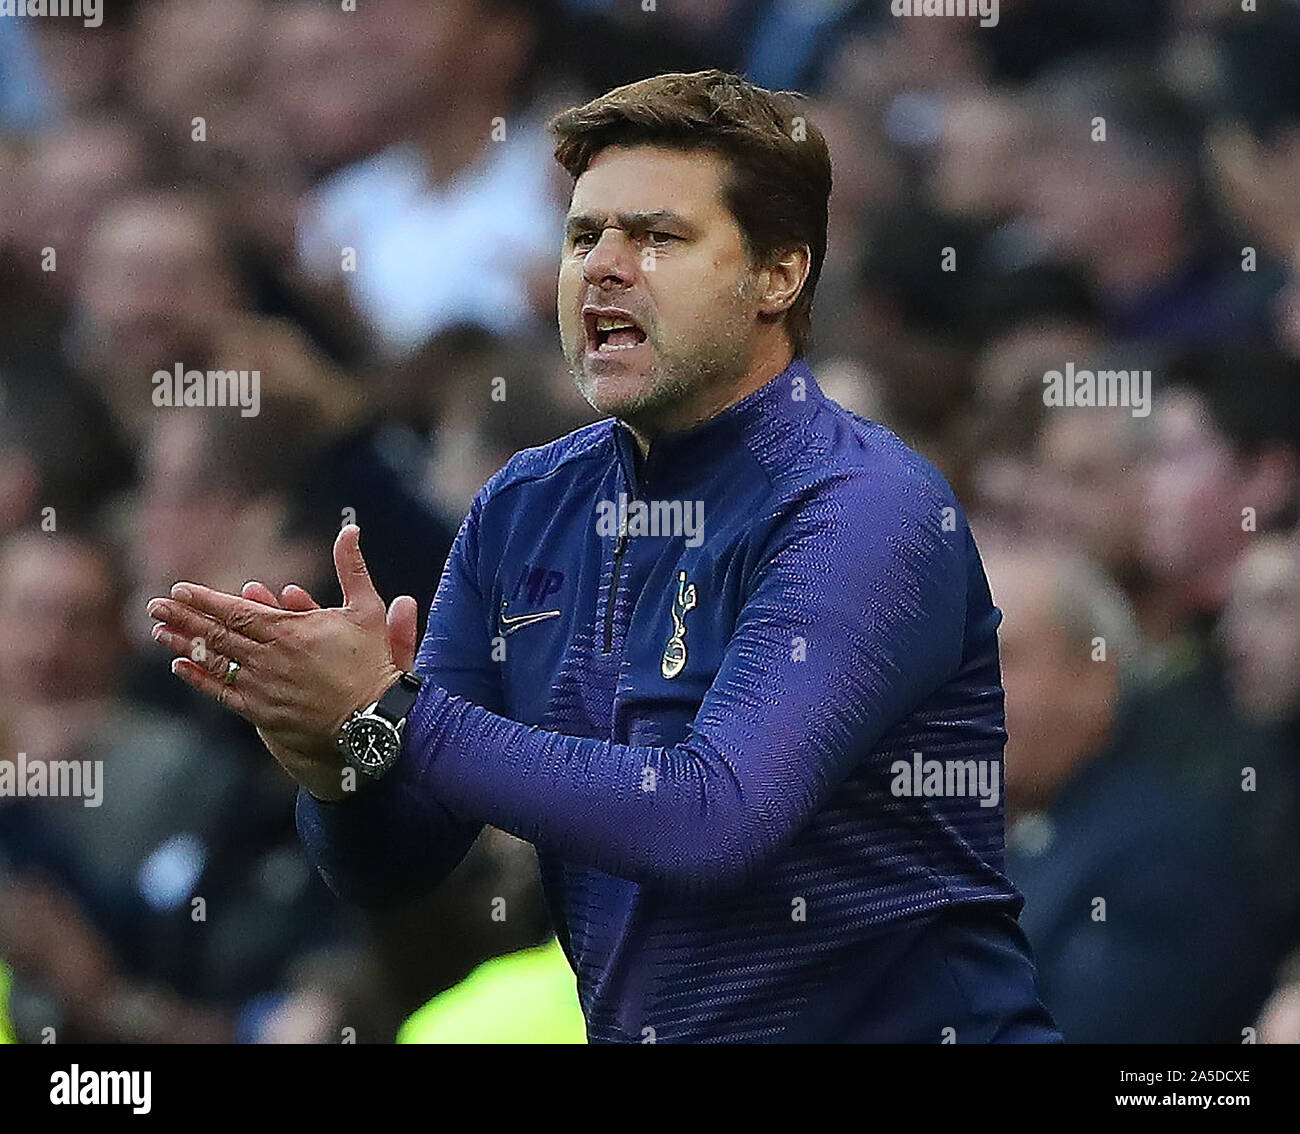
[549,70,831,357]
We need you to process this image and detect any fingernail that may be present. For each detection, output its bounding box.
[151,622,165,641]
[171,584,194,602]
[147,599,164,616]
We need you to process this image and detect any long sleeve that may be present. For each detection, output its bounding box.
[295,491,497,909]
[398,473,970,897]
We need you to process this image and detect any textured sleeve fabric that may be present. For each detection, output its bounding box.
[398,470,968,897]
[295,491,496,909]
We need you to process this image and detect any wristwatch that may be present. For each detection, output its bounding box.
[336,672,423,780]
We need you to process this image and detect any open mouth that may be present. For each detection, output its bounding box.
[585,312,649,354]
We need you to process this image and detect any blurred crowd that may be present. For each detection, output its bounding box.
[1,0,1299,1043]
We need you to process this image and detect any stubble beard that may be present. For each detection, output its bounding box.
[567,273,758,435]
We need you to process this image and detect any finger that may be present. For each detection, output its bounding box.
[241,581,283,608]
[147,598,258,663]
[151,623,236,679]
[161,583,281,643]
[386,595,419,672]
[279,584,321,612]
[170,657,252,717]
[333,524,383,616]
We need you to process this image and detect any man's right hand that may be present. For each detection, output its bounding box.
[238,579,419,800]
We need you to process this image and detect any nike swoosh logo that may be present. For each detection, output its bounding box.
[498,607,562,635]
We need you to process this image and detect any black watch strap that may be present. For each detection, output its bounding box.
[373,672,423,724]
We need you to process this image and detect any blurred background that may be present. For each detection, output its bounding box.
[2,0,1300,1043]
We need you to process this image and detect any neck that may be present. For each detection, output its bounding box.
[626,336,796,458]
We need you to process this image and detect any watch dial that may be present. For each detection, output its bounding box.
[346,718,400,774]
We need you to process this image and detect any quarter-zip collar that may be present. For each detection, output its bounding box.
[610,356,821,497]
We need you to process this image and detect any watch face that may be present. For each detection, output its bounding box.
[342,716,401,776]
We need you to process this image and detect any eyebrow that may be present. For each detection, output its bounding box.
[564,210,697,240]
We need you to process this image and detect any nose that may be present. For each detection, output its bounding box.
[582,228,638,290]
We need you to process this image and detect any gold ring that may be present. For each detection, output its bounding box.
[223,659,241,686]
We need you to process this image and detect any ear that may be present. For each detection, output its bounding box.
[756,245,811,318]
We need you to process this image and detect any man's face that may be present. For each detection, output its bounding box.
[1033,409,1141,573]
[1140,390,1243,582]
[0,538,122,704]
[558,144,762,431]
[1221,540,1300,723]
[995,569,1085,812]
[16,123,143,272]
[76,199,239,392]
[985,549,1117,814]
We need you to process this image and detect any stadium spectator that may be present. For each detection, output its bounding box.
[1219,533,1300,945]
[1022,64,1273,347]
[1031,402,1177,649]
[1222,532,1300,731]
[0,117,149,374]
[295,0,566,354]
[1204,2,1300,261]
[0,530,342,1041]
[69,188,249,443]
[1140,348,1300,639]
[989,541,1282,1042]
[263,0,406,180]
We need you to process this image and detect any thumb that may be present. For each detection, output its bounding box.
[386,595,419,671]
[333,524,383,616]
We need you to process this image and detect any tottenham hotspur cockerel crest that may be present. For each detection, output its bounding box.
[661,571,697,679]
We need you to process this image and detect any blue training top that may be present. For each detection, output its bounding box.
[297,358,1060,1043]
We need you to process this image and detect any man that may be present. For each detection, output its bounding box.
[1222,533,1300,730]
[148,70,1059,1043]
[1220,534,1300,950]
[1133,347,1300,793]
[73,189,248,442]
[1141,348,1300,626]
[1030,402,1174,647]
[1024,65,1274,348]
[295,0,562,352]
[987,541,1281,1042]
